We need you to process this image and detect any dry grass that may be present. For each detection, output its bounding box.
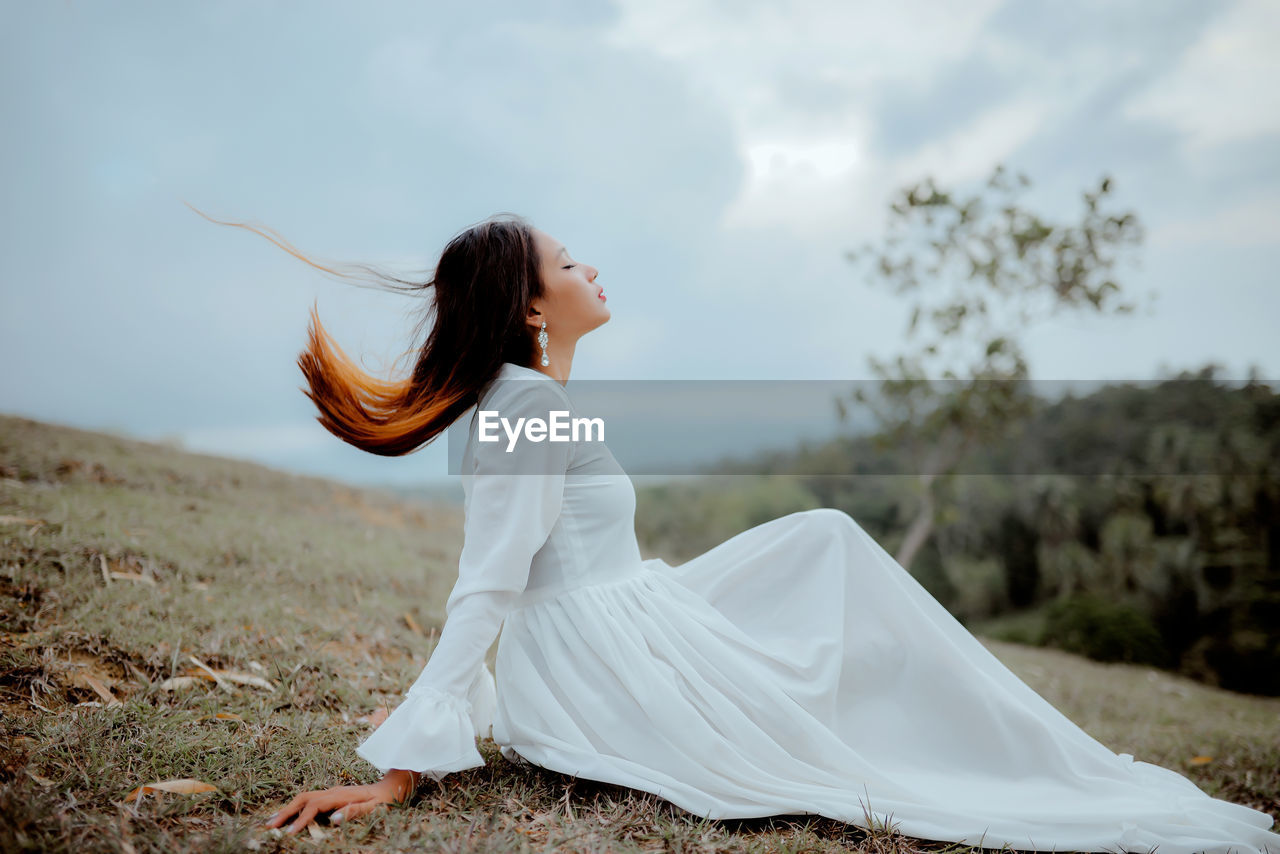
[1,413,1276,853]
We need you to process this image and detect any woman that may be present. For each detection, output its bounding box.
[256,214,1279,853]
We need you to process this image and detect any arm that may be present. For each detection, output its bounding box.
[265,380,572,833]
[354,379,572,777]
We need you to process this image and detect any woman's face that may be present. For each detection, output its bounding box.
[530,227,609,340]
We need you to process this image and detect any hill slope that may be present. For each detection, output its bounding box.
[1,413,1275,852]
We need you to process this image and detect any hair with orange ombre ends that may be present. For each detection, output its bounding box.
[187,203,547,456]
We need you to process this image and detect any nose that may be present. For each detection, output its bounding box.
[588,265,599,281]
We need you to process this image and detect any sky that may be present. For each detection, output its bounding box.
[2,0,1277,488]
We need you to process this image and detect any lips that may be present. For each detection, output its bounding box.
[597,287,605,300]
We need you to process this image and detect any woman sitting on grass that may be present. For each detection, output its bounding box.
[252,213,1278,854]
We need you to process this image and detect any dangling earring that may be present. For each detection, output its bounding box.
[538,319,550,367]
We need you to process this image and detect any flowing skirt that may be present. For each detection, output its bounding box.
[491,508,1280,854]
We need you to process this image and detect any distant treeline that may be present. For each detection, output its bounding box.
[635,367,1280,696]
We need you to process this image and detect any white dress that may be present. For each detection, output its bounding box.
[356,361,1280,854]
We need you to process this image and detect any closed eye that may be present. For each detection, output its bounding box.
[562,264,576,269]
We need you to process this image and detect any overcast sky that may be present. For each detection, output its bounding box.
[2,0,1277,487]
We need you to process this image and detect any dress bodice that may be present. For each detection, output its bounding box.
[461,362,645,608]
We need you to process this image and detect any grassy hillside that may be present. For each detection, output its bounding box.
[1,413,1276,853]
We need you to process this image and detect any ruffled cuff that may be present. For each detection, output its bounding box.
[354,685,485,780]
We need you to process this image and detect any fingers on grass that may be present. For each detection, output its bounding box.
[333,799,387,825]
[263,804,298,828]
[267,791,313,827]
[288,800,328,834]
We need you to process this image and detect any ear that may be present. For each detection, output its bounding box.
[525,304,545,331]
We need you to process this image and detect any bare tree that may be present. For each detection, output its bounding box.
[841,163,1145,571]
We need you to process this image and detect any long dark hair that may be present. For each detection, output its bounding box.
[189,205,546,456]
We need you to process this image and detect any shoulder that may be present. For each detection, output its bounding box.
[480,375,573,417]
[470,376,577,474]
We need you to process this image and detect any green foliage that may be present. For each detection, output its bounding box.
[1038,538,1101,601]
[995,511,1040,607]
[937,554,1009,623]
[970,606,1048,646]
[700,369,1280,694]
[1042,593,1169,667]
[635,475,822,564]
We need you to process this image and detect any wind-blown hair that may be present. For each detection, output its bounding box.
[190,205,545,456]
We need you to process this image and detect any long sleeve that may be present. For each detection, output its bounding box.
[355,379,572,778]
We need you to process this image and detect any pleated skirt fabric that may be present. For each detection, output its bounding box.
[490,508,1279,854]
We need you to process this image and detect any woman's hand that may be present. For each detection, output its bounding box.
[262,769,419,834]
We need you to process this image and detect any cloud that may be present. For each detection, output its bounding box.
[2,1,1278,487]
[889,95,1054,187]
[1148,195,1280,249]
[363,21,742,242]
[1123,0,1280,155]
[600,0,1007,234]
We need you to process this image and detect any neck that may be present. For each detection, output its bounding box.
[533,339,574,385]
